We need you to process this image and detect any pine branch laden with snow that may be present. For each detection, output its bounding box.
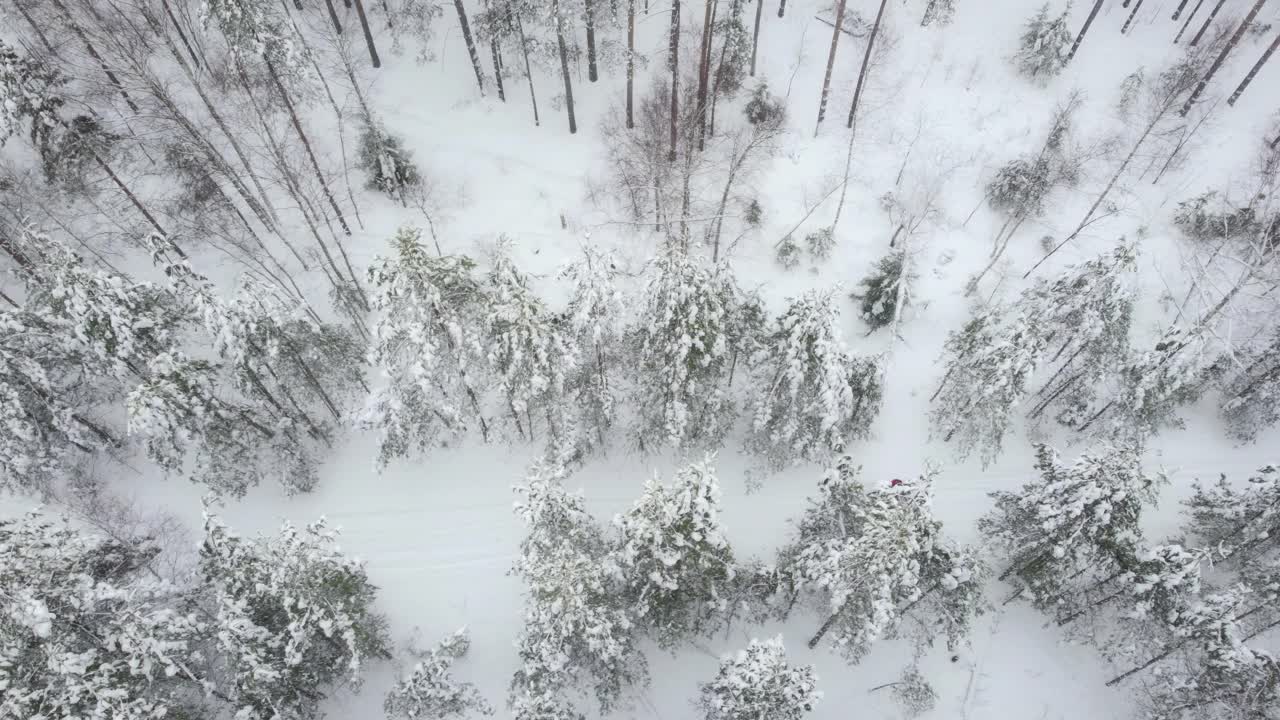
[614,456,735,647]
[0,512,207,720]
[778,459,984,662]
[363,226,492,467]
[1098,327,1215,439]
[1013,3,1073,83]
[696,636,820,720]
[856,251,912,332]
[558,245,626,456]
[0,40,64,149]
[980,443,1162,614]
[385,629,493,719]
[486,243,578,458]
[630,247,736,452]
[200,0,307,77]
[510,465,647,716]
[746,290,883,469]
[200,508,391,720]
[1217,329,1280,443]
[1184,464,1280,566]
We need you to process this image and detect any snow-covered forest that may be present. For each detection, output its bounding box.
[2,0,1279,718]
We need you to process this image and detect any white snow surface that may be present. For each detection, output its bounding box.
[6,0,1280,718]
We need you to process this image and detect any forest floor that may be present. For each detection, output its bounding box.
[9,0,1280,718]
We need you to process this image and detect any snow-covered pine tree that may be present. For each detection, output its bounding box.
[920,0,956,27]
[1082,326,1214,438]
[985,156,1053,228]
[630,246,736,452]
[358,120,422,203]
[486,243,578,459]
[1013,4,1073,82]
[855,251,911,332]
[510,464,646,716]
[1184,463,1279,565]
[979,443,1162,615]
[559,245,625,454]
[1121,543,1207,626]
[385,629,493,719]
[201,0,307,77]
[929,306,1045,465]
[1216,329,1280,442]
[614,456,735,646]
[0,39,64,149]
[746,290,882,468]
[778,459,984,661]
[200,508,391,720]
[696,636,820,720]
[726,290,768,386]
[0,512,207,720]
[363,226,492,467]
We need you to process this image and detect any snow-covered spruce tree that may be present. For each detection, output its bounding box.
[559,245,625,454]
[510,465,646,716]
[201,508,391,720]
[746,290,882,468]
[1083,326,1215,438]
[1216,329,1280,442]
[979,443,1161,615]
[778,459,984,661]
[201,0,307,75]
[1013,3,1073,82]
[1173,191,1261,244]
[929,306,1045,465]
[358,120,422,203]
[726,290,768,386]
[1120,543,1207,626]
[630,246,737,452]
[890,665,937,718]
[1184,464,1280,565]
[363,226,491,467]
[128,351,317,495]
[614,456,735,647]
[0,39,65,149]
[696,636,820,720]
[385,629,493,719]
[0,512,206,720]
[855,251,911,332]
[920,0,956,27]
[486,243,578,458]
[985,156,1053,229]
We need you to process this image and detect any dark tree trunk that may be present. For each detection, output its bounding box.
[750,0,763,75]
[1066,0,1104,62]
[1227,29,1280,106]
[323,0,344,33]
[1189,0,1227,47]
[585,0,599,81]
[14,0,58,55]
[669,0,681,162]
[627,0,636,127]
[454,0,487,93]
[1121,0,1145,34]
[162,0,206,73]
[553,0,577,133]
[696,0,714,150]
[777,0,784,17]
[815,0,849,135]
[49,0,140,112]
[1175,0,1206,42]
[486,0,506,102]
[513,5,539,125]
[352,0,382,67]
[1181,0,1267,116]
[1171,0,1190,20]
[847,0,887,129]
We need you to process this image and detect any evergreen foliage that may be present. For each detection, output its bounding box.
[385,629,493,719]
[696,636,820,720]
[1013,4,1073,82]
[855,251,910,331]
[559,246,625,455]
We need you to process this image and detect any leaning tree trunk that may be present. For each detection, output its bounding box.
[585,0,599,81]
[323,0,343,33]
[483,0,506,101]
[847,0,887,129]
[777,0,784,17]
[696,0,714,150]
[1181,0,1267,116]
[750,0,763,75]
[626,0,636,127]
[352,0,382,67]
[48,0,140,112]
[1175,0,1207,42]
[1171,0,1190,20]
[669,0,681,162]
[1121,0,1145,34]
[1228,29,1280,105]
[511,2,539,124]
[1189,0,1227,47]
[453,0,487,93]
[1066,0,1104,62]
[815,0,849,135]
[552,0,577,133]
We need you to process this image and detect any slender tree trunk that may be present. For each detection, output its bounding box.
[669,0,681,162]
[87,144,173,247]
[1066,0,1104,62]
[352,0,382,67]
[13,0,59,55]
[1181,0,1267,116]
[513,8,539,124]
[1228,29,1280,105]
[627,0,636,127]
[265,60,353,236]
[454,0,487,93]
[808,606,844,648]
[1175,0,1206,42]
[815,0,849,135]
[585,0,599,81]
[485,0,506,101]
[49,0,140,112]
[553,0,577,133]
[1189,0,1227,46]
[1121,0,1145,34]
[160,0,205,71]
[696,0,715,149]
[750,0,763,75]
[1172,0,1190,20]
[847,0,887,129]
[707,0,737,136]
[777,0,784,17]
[323,0,344,32]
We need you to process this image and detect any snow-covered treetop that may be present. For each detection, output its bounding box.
[1013,3,1073,83]
[697,636,820,720]
[0,40,64,147]
[559,244,625,349]
[201,0,307,75]
[385,628,492,719]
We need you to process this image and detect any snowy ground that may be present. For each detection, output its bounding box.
[8,0,1280,718]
